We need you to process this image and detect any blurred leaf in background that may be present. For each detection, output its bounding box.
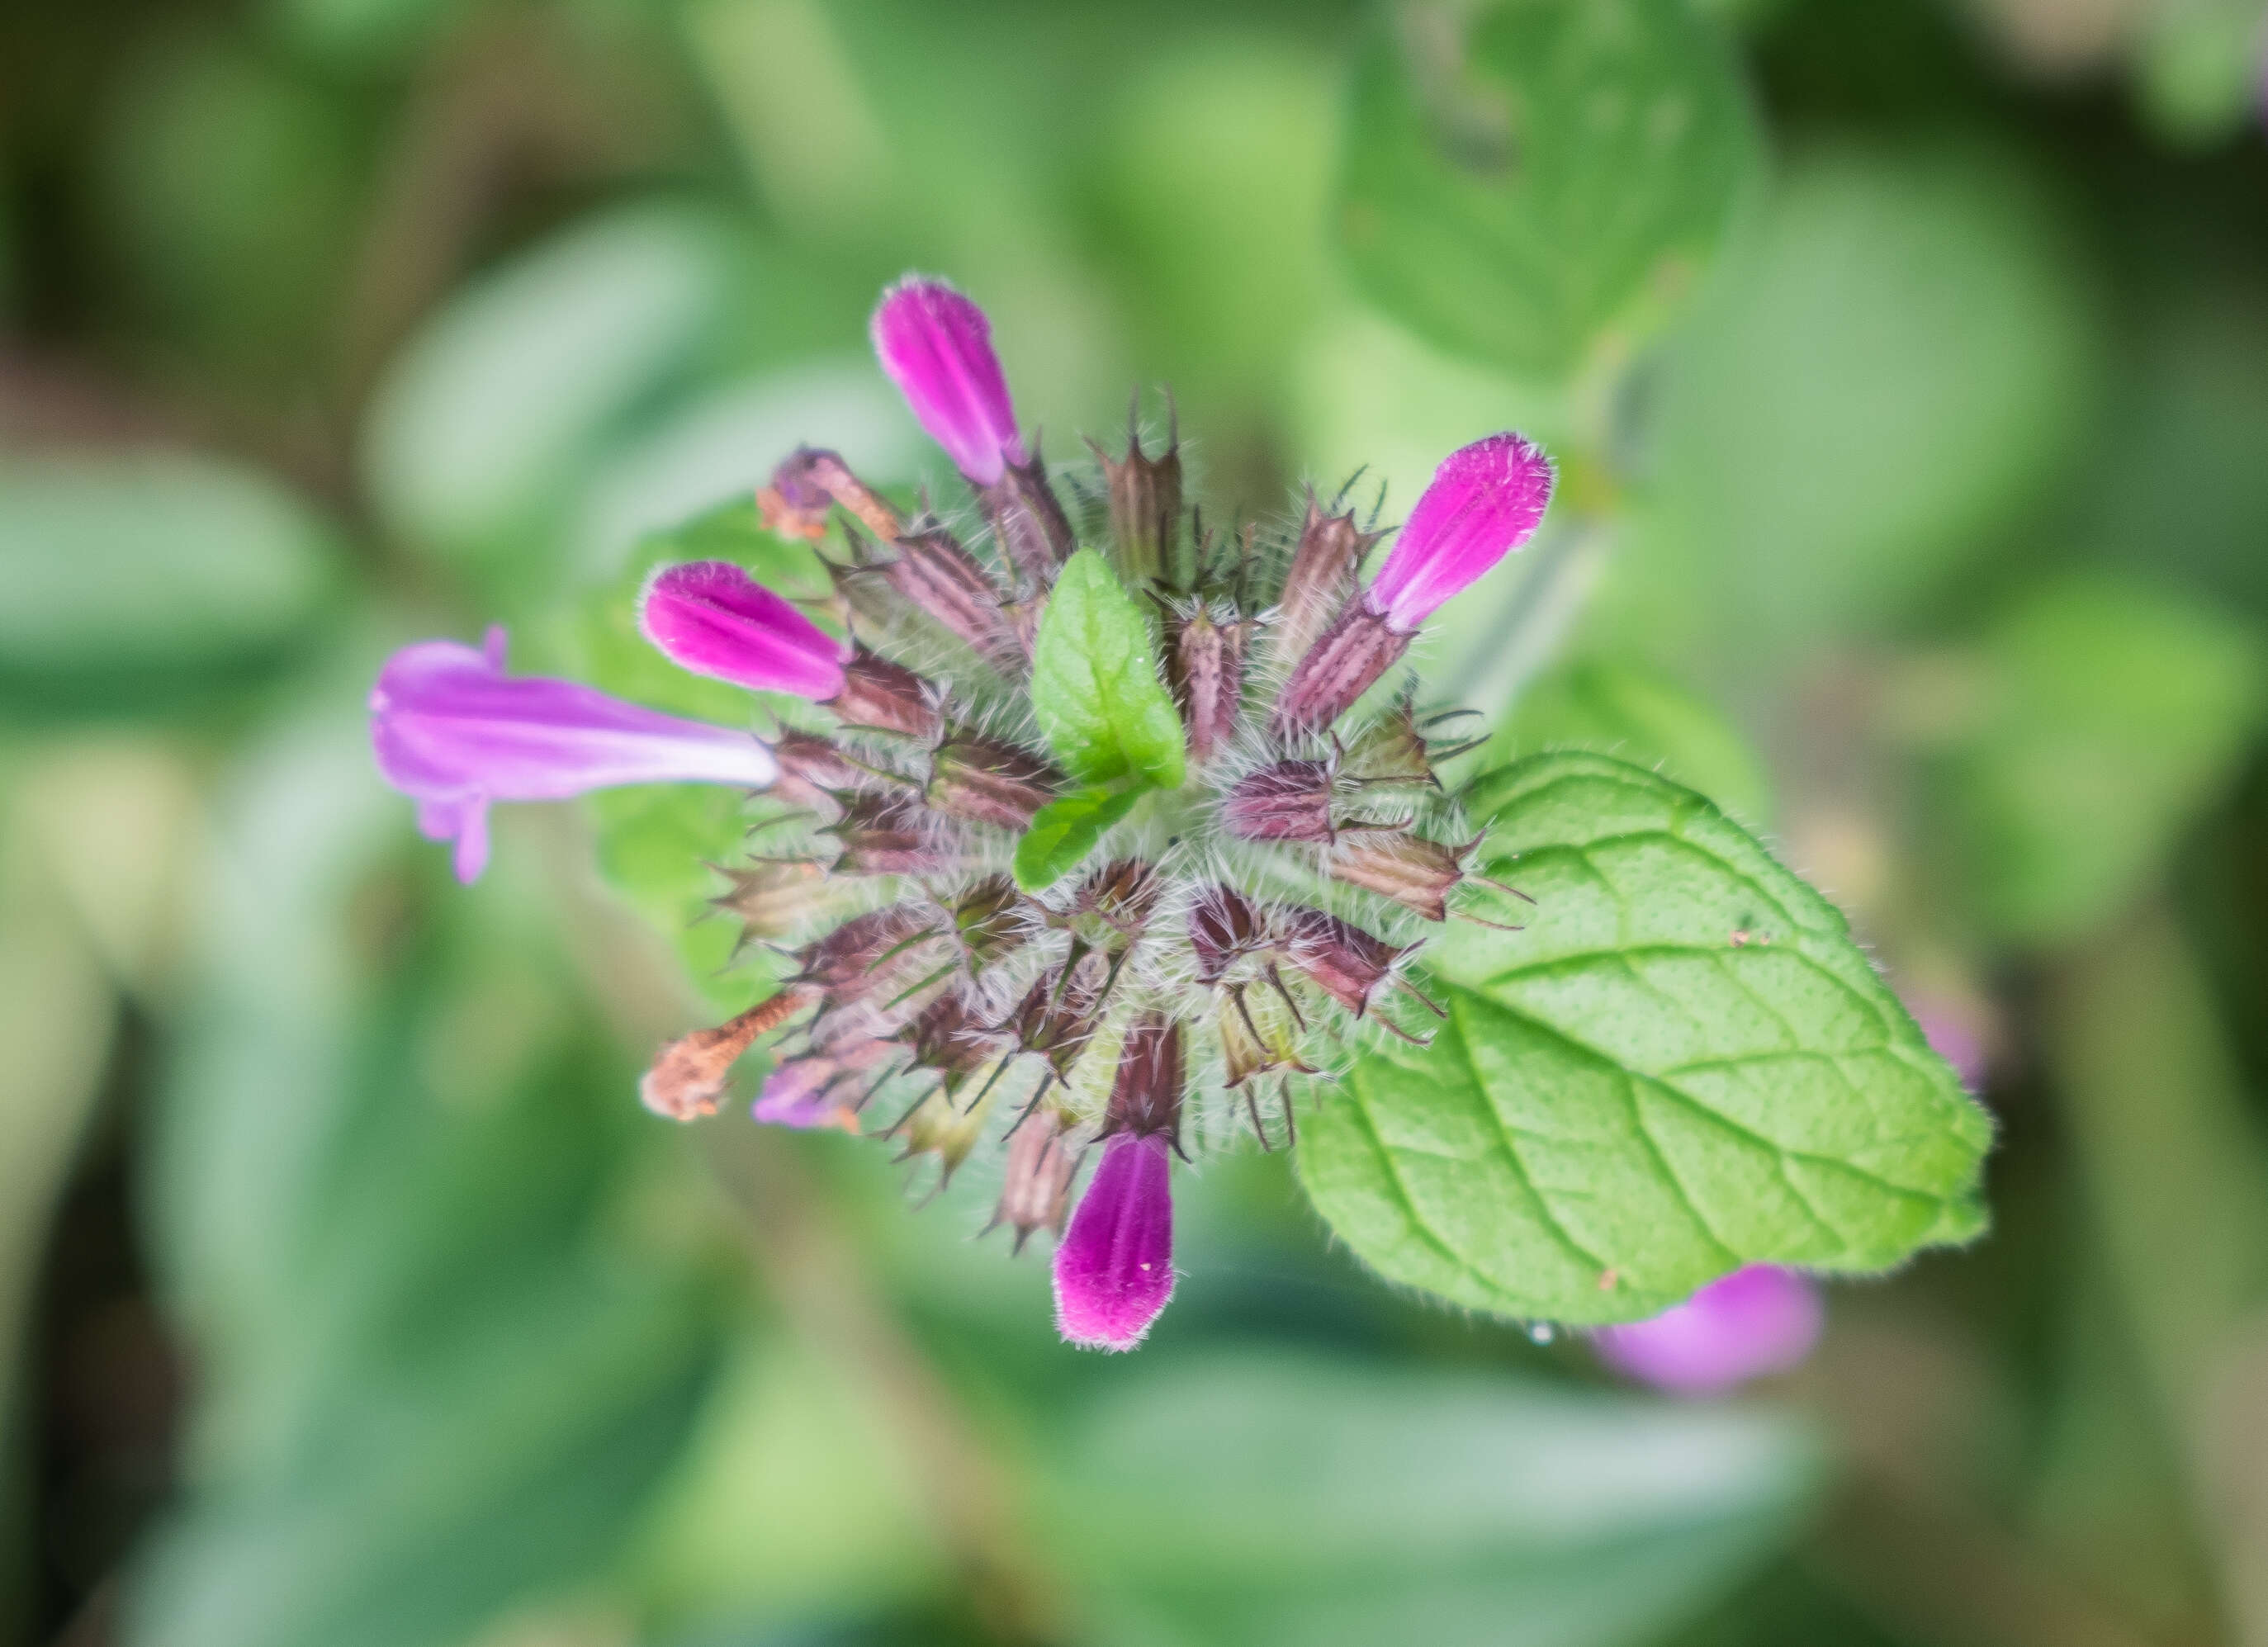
[1927,573,2265,947]
[1044,1354,1823,1647]
[0,452,347,717]
[1338,0,1763,385]
[130,677,728,1647]
[1638,141,2102,660]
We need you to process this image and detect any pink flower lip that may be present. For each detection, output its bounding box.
[1366,433,1555,632]
[871,277,1028,485]
[638,561,849,700]
[369,626,778,884]
[1053,1132,1175,1351]
[1593,1265,1824,1396]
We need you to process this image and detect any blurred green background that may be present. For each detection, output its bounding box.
[5,0,2268,1644]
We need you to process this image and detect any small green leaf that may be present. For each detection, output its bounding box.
[1015,783,1151,892]
[1300,751,1991,1324]
[1337,0,1762,382]
[1030,550,1186,788]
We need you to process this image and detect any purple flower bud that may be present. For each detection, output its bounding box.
[370,627,779,884]
[884,529,1025,671]
[1221,759,1338,845]
[1268,493,1376,670]
[1268,605,1407,740]
[639,561,849,700]
[1365,433,1554,632]
[1283,907,1409,1017]
[989,1110,1077,1254]
[1167,608,1249,768]
[1593,1266,1825,1396]
[871,277,1027,486]
[826,792,963,878]
[1187,885,1271,986]
[927,734,1063,830]
[1053,1131,1175,1351]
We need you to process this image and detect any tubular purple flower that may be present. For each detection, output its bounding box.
[1053,1132,1174,1351]
[638,561,849,699]
[871,277,1027,485]
[1593,1266,1825,1396]
[369,627,779,884]
[1365,433,1555,632]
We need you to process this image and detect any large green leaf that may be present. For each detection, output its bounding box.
[1049,1353,1823,1647]
[1300,752,1990,1324]
[1030,550,1186,789]
[1336,0,1763,382]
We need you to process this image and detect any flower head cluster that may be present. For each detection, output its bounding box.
[369,276,1555,1351]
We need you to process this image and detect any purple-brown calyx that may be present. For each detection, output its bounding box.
[827,649,943,741]
[1167,606,1248,766]
[1222,760,1338,845]
[989,1110,1078,1254]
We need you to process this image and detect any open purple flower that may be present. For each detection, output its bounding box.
[871,277,1027,486]
[639,561,848,699]
[369,627,777,883]
[1367,432,1555,632]
[1593,1266,1825,1396]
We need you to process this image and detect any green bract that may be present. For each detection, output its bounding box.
[1301,752,1991,1324]
[1015,783,1153,893]
[1030,548,1187,789]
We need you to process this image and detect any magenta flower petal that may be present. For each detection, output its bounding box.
[871,277,1027,485]
[1593,1266,1825,1396]
[1366,433,1555,632]
[639,561,848,699]
[1054,1132,1175,1351]
[369,627,777,883]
